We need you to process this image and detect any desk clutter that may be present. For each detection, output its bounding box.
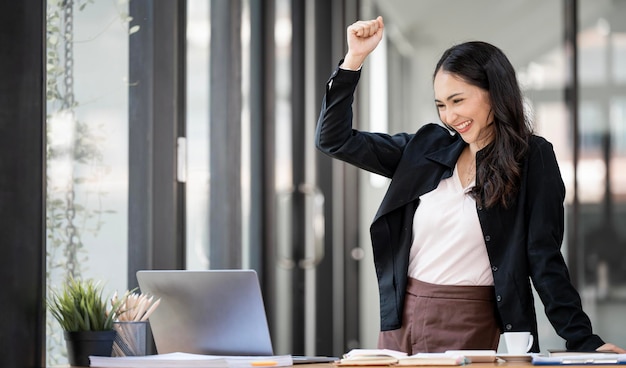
[89,348,470,367]
[81,271,626,368]
[334,349,626,366]
[335,349,489,366]
[87,349,626,367]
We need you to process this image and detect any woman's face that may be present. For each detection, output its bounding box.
[434,70,495,150]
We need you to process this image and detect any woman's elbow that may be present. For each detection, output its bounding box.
[315,136,334,155]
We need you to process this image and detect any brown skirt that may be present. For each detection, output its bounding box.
[378,278,500,354]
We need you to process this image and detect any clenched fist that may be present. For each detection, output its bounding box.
[342,16,384,70]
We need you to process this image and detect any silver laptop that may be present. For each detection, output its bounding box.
[136,269,274,356]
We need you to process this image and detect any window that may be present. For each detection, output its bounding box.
[46,1,130,364]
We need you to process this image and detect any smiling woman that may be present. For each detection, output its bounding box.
[433,41,530,210]
[433,70,495,190]
[433,72,494,149]
[315,13,625,354]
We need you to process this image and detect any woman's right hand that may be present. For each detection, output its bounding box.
[342,16,384,70]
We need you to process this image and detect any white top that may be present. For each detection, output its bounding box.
[407,164,494,286]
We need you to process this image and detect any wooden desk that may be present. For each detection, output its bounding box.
[50,363,600,368]
[298,363,592,368]
[51,359,603,368]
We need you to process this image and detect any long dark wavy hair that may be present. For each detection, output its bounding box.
[434,41,532,208]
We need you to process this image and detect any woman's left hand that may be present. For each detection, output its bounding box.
[596,343,626,354]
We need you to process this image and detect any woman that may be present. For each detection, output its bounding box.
[315,16,625,354]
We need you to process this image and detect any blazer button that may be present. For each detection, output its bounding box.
[496,295,502,302]
[485,235,491,242]
[505,324,512,330]
[492,266,498,272]
[477,206,483,211]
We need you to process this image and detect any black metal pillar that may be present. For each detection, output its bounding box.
[209,0,244,268]
[128,0,187,287]
[0,0,46,366]
[250,0,276,282]
[290,0,307,355]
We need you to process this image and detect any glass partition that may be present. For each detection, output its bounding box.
[576,0,626,345]
[273,0,295,354]
[46,0,130,364]
[185,0,252,270]
[185,0,211,270]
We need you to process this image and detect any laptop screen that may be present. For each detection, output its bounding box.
[136,269,274,356]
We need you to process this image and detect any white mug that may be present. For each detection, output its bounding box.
[504,331,534,354]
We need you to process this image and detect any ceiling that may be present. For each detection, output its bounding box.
[370,0,621,67]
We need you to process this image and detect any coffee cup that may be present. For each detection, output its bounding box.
[504,331,533,354]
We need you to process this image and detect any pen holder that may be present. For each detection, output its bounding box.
[112,321,148,356]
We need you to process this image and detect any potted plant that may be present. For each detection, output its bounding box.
[48,277,126,367]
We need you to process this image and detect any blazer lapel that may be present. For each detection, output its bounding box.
[373,137,466,222]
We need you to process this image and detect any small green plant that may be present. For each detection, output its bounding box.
[48,277,125,332]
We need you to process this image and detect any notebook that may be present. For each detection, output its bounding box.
[136,269,274,356]
[532,354,626,365]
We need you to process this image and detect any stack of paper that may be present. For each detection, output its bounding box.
[335,349,468,366]
[335,349,406,366]
[395,353,468,366]
[89,352,293,368]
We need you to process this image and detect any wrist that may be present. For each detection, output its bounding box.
[341,53,365,70]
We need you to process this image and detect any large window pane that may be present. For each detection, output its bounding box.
[185,0,252,270]
[273,0,294,354]
[577,0,626,346]
[185,0,211,270]
[46,0,129,365]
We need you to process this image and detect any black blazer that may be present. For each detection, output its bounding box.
[315,66,604,352]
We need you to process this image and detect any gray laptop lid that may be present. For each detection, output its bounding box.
[136,269,274,356]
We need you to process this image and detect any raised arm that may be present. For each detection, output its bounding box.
[315,16,414,178]
[342,16,385,70]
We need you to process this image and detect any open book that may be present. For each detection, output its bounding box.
[335,349,470,366]
[89,352,293,368]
